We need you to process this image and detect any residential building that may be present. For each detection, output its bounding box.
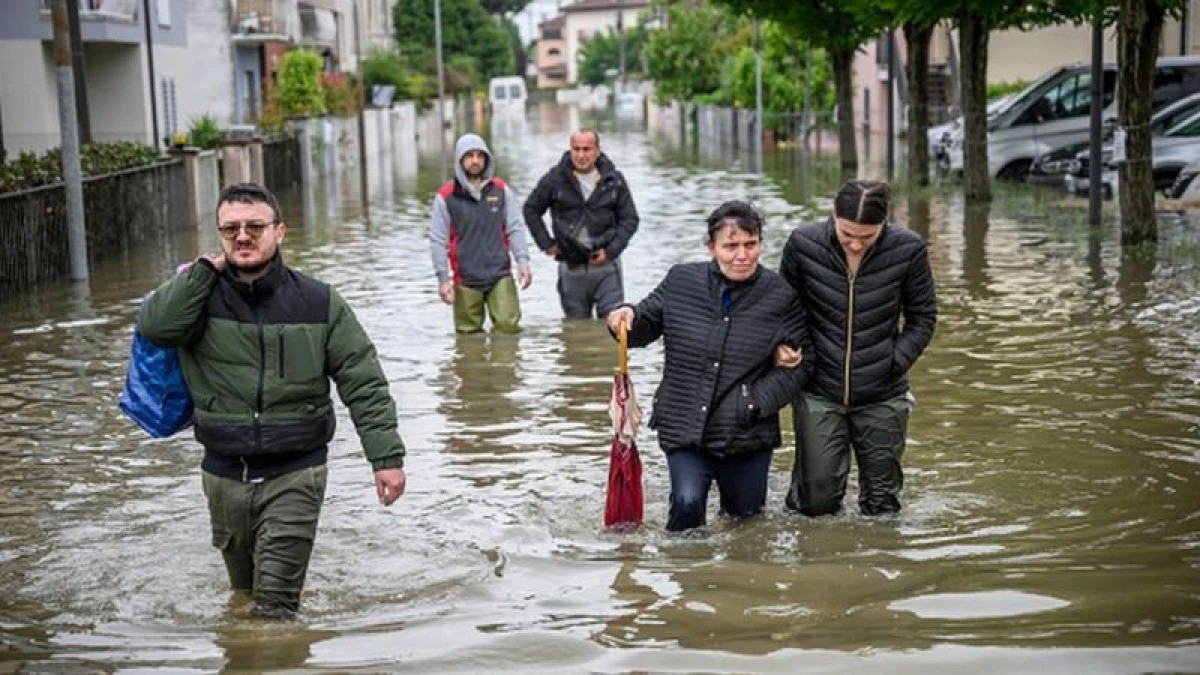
[534,15,567,90]
[0,0,380,160]
[0,0,231,156]
[852,3,1200,137]
[561,0,648,86]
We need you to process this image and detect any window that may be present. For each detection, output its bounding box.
[508,84,522,99]
[1019,70,1115,125]
[493,86,507,100]
[547,47,562,56]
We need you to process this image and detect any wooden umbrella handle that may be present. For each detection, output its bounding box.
[617,322,629,376]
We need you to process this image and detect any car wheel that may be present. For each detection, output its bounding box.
[997,159,1033,182]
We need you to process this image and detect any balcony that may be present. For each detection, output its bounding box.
[39,0,137,22]
[233,0,294,41]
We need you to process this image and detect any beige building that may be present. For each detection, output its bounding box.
[560,0,648,86]
[852,7,1200,136]
[534,15,567,89]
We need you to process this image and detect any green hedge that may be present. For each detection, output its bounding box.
[0,141,161,194]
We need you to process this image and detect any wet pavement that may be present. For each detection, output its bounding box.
[0,103,1198,672]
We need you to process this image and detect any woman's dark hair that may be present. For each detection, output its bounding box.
[217,182,283,223]
[706,200,763,243]
[832,179,890,225]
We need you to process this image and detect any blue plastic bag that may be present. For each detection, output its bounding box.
[119,326,193,438]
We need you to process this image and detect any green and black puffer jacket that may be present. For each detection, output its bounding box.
[137,255,406,481]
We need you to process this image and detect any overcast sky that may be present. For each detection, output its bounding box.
[514,0,563,44]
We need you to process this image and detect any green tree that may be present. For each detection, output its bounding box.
[276,49,326,118]
[1114,0,1188,244]
[643,0,751,102]
[577,26,647,87]
[721,22,833,117]
[479,0,530,14]
[717,0,886,180]
[362,49,415,101]
[393,0,516,89]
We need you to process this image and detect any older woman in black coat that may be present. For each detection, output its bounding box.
[606,201,812,532]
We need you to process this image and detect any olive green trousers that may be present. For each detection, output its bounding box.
[453,275,521,334]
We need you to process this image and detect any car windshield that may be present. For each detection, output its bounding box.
[1163,108,1200,137]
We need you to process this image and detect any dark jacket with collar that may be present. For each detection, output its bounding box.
[137,254,406,481]
[522,152,639,266]
[623,261,812,456]
[778,217,937,407]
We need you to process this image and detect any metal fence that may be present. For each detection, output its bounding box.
[0,160,186,300]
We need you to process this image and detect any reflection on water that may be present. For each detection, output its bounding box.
[0,106,1198,671]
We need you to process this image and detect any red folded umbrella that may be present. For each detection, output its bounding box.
[605,324,643,530]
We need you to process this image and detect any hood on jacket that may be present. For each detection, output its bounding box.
[454,133,494,188]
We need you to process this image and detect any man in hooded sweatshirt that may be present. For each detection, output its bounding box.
[523,129,639,319]
[430,133,533,334]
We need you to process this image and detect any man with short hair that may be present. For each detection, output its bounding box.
[523,129,639,318]
[431,133,532,333]
[138,182,407,619]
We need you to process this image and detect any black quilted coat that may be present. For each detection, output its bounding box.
[623,261,813,457]
[778,217,937,407]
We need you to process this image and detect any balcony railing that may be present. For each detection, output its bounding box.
[40,0,137,22]
[233,0,293,38]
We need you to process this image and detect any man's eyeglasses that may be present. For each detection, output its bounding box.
[217,220,276,239]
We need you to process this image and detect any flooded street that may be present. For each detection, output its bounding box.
[2,104,1199,672]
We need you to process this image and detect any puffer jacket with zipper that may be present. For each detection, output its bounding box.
[778,217,937,407]
[522,152,639,266]
[624,261,812,457]
[137,255,406,481]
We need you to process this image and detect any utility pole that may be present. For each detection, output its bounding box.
[434,0,447,173]
[803,43,812,149]
[52,0,89,282]
[886,31,895,182]
[754,18,763,174]
[66,0,91,144]
[353,0,369,212]
[617,0,625,93]
[1087,15,1104,225]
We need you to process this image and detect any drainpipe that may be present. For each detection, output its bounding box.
[142,0,160,149]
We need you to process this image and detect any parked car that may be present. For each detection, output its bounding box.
[942,55,1200,180]
[615,91,645,120]
[929,95,1015,173]
[1066,108,1200,198]
[1032,91,1200,192]
[1168,157,1200,198]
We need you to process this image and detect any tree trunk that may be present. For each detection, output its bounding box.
[959,12,991,202]
[904,21,933,187]
[1118,0,1164,245]
[832,47,858,181]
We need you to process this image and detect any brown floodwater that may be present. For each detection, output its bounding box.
[0,103,1198,673]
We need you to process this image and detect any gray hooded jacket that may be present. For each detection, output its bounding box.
[430,134,530,289]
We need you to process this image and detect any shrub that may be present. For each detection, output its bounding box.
[0,141,161,193]
[187,113,225,149]
[321,72,360,117]
[987,79,1031,102]
[276,49,327,118]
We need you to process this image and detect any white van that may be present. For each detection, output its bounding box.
[489,76,527,115]
[943,55,1200,179]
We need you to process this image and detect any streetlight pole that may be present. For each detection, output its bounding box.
[353,0,368,211]
[754,18,763,175]
[52,0,88,282]
[434,0,447,172]
[617,0,625,93]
